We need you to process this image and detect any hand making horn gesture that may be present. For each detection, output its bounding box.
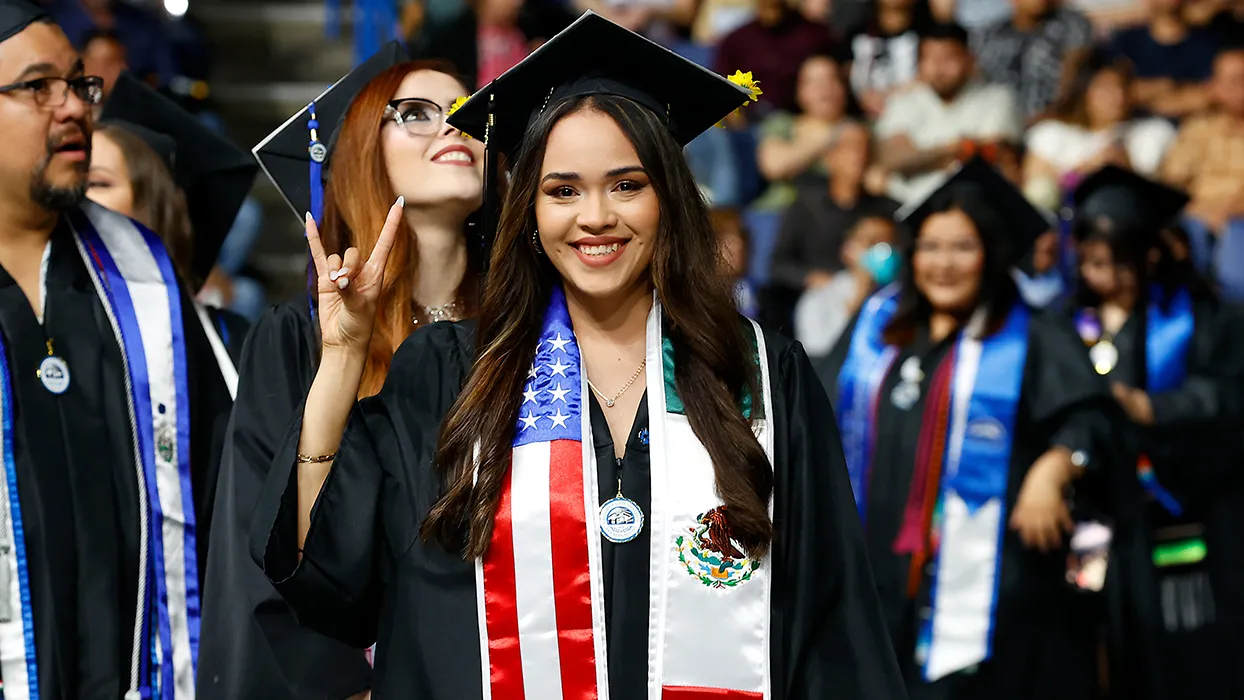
[305,197,404,355]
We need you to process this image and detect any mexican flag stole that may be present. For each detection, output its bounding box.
[474,286,775,700]
[0,202,225,700]
[837,286,1030,681]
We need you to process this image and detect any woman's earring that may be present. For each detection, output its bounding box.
[531,229,544,255]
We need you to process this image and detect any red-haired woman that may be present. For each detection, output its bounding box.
[197,54,484,700]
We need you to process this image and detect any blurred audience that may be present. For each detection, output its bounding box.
[972,0,1095,122]
[793,214,899,358]
[1024,50,1176,192]
[48,0,177,87]
[768,123,897,329]
[754,53,854,210]
[1107,0,1219,118]
[410,0,575,88]
[873,21,1024,204]
[80,28,127,100]
[714,0,838,116]
[840,0,934,118]
[1161,47,1244,299]
[715,209,760,318]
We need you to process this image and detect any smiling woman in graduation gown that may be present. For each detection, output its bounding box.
[250,12,903,700]
[1065,167,1244,700]
[196,47,489,700]
[820,158,1116,700]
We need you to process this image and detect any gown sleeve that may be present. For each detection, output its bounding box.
[248,321,472,649]
[1149,301,1244,428]
[198,303,372,700]
[1022,310,1116,464]
[769,336,907,700]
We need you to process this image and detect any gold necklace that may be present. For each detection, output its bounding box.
[586,358,646,408]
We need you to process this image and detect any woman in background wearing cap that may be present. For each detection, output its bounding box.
[822,157,1116,699]
[197,57,485,700]
[248,11,903,700]
[1068,167,1244,700]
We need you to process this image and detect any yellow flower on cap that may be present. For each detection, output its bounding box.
[727,70,762,104]
[447,96,469,117]
[716,70,763,128]
[446,96,472,138]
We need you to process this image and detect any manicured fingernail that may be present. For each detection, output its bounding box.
[396,196,404,208]
[337,267,350,278]
[305,212,313,224]
[337,277,349,290]
[328,269,340,281]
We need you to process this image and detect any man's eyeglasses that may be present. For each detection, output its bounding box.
[0,76,105,108]
[383,98,450,136]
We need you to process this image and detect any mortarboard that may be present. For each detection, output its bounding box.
[100,72,259,287]
[253,40,410,222]
[447,11,753,156]
[1071,165,1189,236]
[897,156,1054,264]
[0,0,47,45]
[446,11,757,271]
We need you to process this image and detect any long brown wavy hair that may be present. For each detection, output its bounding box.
[97,124,196,286]
[421,95,774,560]
[319,60,481,397]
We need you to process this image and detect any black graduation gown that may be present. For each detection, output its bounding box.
[0,220,233,699]
[197,301,372,700]
[249,320,907,700]
[818,309,1115,700]
[1079,297,1244,700]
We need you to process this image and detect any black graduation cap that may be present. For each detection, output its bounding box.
[1071,165,1189,235]
[897,156,1054,263]
[446,10,753,155]
[0,0,47,44]
[253,40,410,221]
[100,72,258,287]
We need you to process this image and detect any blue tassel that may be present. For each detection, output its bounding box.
[307,102,326,319]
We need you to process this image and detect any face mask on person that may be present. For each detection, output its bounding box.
[861,242,900,286]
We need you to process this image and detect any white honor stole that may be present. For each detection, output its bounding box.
[475,289,775,700]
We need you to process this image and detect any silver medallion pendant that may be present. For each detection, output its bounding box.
[891,356,924,410]
[38,355,70,394]
[599,496,645,543]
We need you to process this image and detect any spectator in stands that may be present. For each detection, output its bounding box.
[411,0,575,89]
[80,28,125,100]
[754,53,854,211]
[793,214,899,359]
[1161,47,1244,299]
[1024,51,1177,192]
[688,0,757,46]
[874,21,1024,205]
[841,0,935,118]
[714,209,760,318]
[972,0,1096,122]
[47,0,177,87]
[1107,0,1219,118]
[714,0,838,116]
[769,123,898,327]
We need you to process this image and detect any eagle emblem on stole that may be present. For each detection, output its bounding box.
[674,506,760,589]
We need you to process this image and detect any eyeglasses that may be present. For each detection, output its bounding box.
[383,98,450,136]
[0,76,105,108]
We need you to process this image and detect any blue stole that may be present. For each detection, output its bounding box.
[1074,287,1194,515]
[837,290,1030,680]
[0,335,40,698]
[70,204,200,700]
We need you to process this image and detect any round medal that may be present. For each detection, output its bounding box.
[37,355,70,394]
[891,381,921,411]
[1089,340,1118,376]
[599,496,645,543]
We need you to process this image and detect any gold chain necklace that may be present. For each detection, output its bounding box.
[586,357,646,408]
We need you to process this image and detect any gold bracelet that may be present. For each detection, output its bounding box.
[296,453,337,464]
